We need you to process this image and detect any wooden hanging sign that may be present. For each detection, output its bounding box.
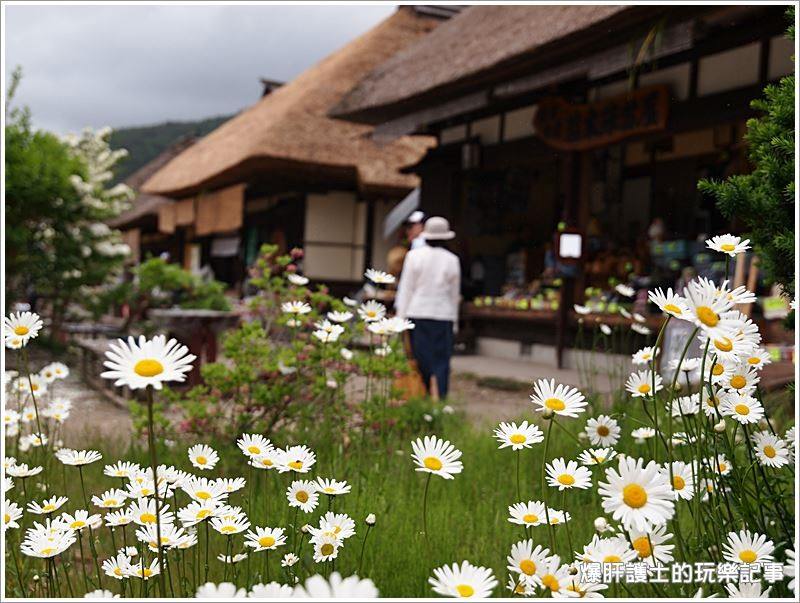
[534,85,669,150]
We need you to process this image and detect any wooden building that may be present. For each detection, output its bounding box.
[139,6,458,292]
[332,4,795,363]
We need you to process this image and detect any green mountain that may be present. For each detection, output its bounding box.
[109,115,232,182]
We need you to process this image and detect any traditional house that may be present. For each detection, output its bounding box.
[332,4,794,365]
[141,6,458,291]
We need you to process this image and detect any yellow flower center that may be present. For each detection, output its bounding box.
[424,457,443,471]
[40,547,55,556]
[557,474,575,486]
[197,509,211,519]
[545,398,565,411]
[622,484,648,508]
[295,491,309,503]
[696,306,719,327]
[114,568,123,576]
[31,384,39,391]
[712,363,724,376]
[603,554,622,563]
[632,536,652,558]
[456,584,474,598]
[261,458,272,467]
[247,445,260,454]
[519,559,536,575]
[42,504,56,512]
[673,476,686,490]
[14,326,30,336]
[142,568,153,578]
[550,517,560,524]
[522,513,538,524]
[542,574,560,591]
[714,338,733,352]
[734,404,750,416]
[707,396,719,408]
[730,375,747,389]
[509,434,526,444]
[70,520,86,529]
[140,513,156,524]
[596,425,610,437]
[739,550,757,563]
[320,543,335,556]
[747,357,760,365]
[718,463,728,473]
[663,303,682,315]
[288,460,303,470]
[133,359,164,377]
[763,445,776,458]
[104,499,118,507]
[196,491,211,501]
[258,536,275,548]
[637,384,651,394]
[720,244,736,252]
[4,513,10,523]
[221,525,237,534]
[196,456,207,465]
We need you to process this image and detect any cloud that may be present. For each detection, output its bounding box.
[4,4,394,133]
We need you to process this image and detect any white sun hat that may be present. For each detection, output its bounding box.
[422,216,455,240]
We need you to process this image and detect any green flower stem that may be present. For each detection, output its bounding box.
[540,419,556,553]
[145,386,167,598]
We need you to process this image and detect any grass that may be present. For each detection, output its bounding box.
[6,388,796,598]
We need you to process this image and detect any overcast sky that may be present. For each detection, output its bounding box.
[4,3,395,133]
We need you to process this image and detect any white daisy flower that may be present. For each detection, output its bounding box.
[507,539,550,583]
[723,363,760,393]
[136,522,187,551]
[725,581,771,598]
[742,347,772,369]
[217,553,247,564]
[312,324,344,343]
[104,461,142,479]
[101,335,195,390]
[55,449,102,466]
[125,558,161,580]
[236,434,272,459]
[312,534,341,563]
[292,572,378,597]
[342,296,358,307]
[410,435,463,479]
[278,445,316,473]
[598,456,675,532]
[181,476,228,503]
[287,480,319,513]
[722,529,774,564]
[210,508,250,535]
[188,444,219,470]
[706,233,750,256]
[102,553,132,580]
[707,453,732,476]
[249,448,283,471]
[327,310,353,323]
[546,458,592,490]
[364,268,395,285]
[127,498,174,526]
[625,370,662,398]
[578,534,636,564]
[250,582,293,597]
[281,553,299,568]
[628,524,675,566]
[314,477,351,496]
[92,489,128,509]
[577,448,617,466]
[244,526,287,552]
[661,461,695,501]
[751,431,790,468]
[784,547,796,594]
[530,379,586,417]
[683,277,736,340]
[615,284,635,298]
[720,393,764,425]
[4,500,23,530]
[4,311,43,345]
[20,526,76,558]
[507,500,548,527]
[535,556,571,595]
[286,274,309,286]
[493,421,543,450]
[357,300,386,323]
[6,463,43,478]
[585,415,621,447]
[27,495,69,515]
[669,394,700,417]
[429,560,497,598]
[506,575,537,597]
[177,500,221,526]
[631,346,658,365]
[104,510,134,527]
[546,508,571,525]
[196,582,246,597]
[631,427,656,443]
[281,301,312,315]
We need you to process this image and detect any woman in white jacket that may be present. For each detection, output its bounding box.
[395,216,461,399]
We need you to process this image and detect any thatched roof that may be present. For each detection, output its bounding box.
[331,5,640,123]
[142,7,441,199]
[108,137,197,229]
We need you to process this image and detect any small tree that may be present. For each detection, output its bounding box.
[698,9,795,302]
[5,68,134,337]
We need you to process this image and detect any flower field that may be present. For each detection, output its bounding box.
[2,237,797,599]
